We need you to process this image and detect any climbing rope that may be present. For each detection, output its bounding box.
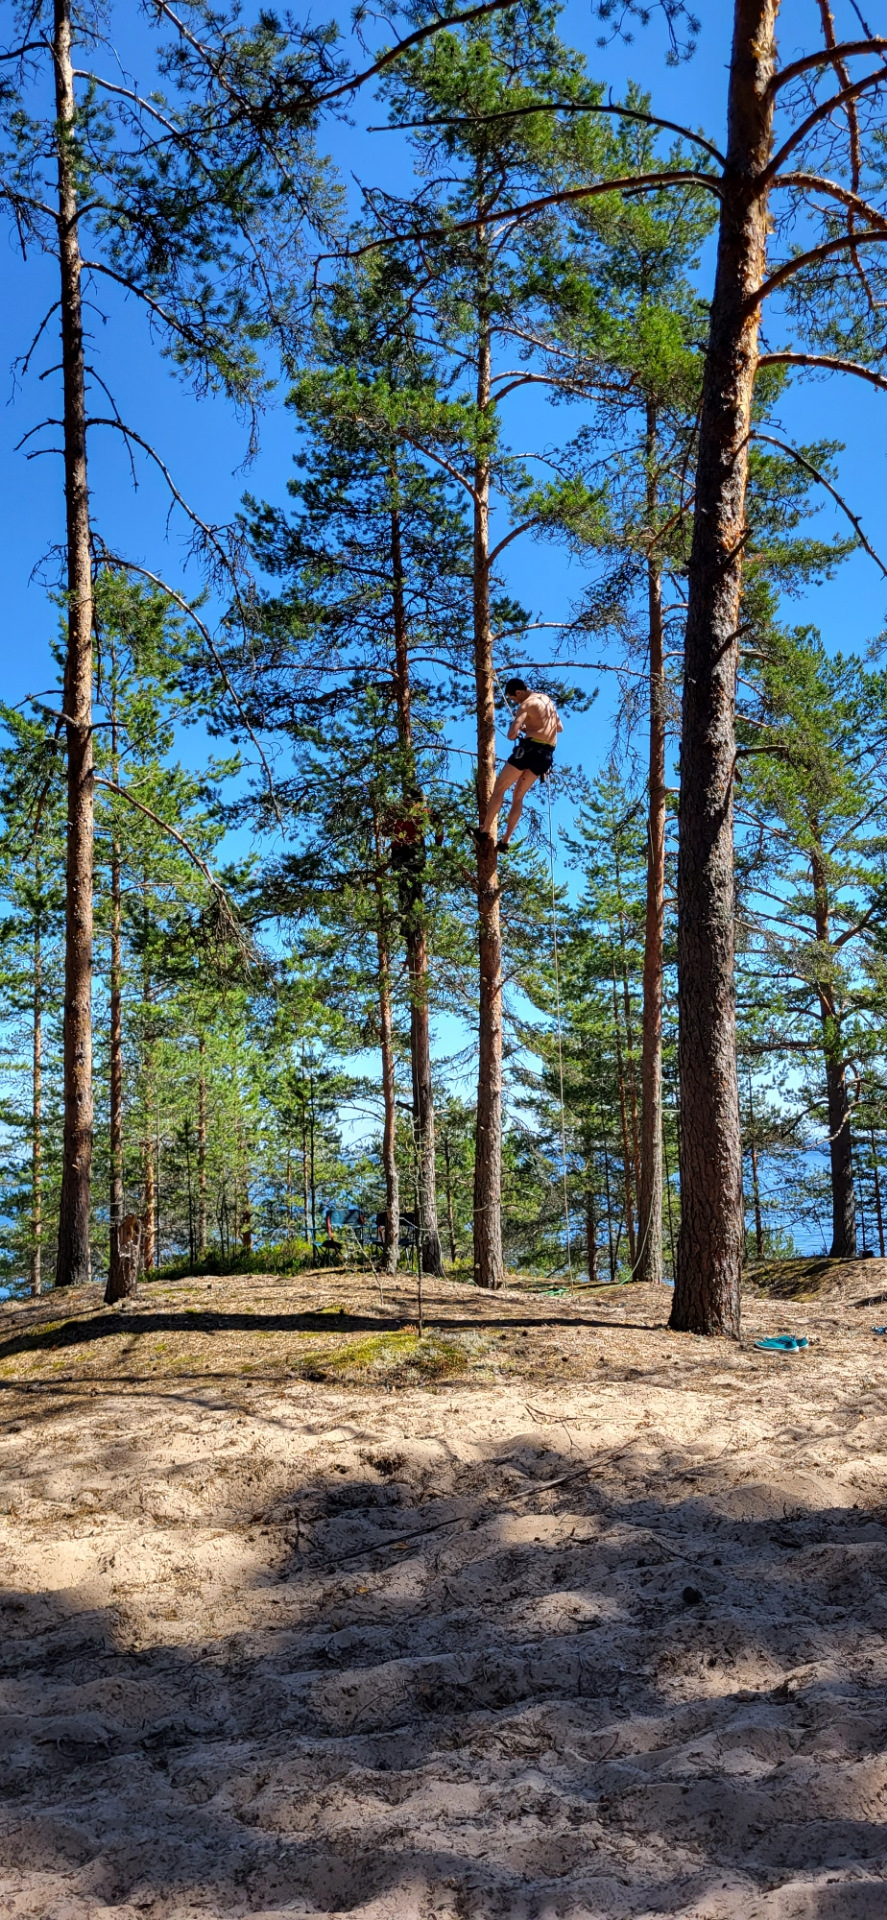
[546,779,574,1289]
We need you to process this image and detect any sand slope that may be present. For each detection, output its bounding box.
[0,1267,886,1918]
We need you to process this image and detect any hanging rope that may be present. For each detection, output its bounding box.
[546,779,574,1289]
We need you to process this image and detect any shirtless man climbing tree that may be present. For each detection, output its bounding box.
[476,678,562,850]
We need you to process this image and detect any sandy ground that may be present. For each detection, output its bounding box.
[2,1262,887,1919]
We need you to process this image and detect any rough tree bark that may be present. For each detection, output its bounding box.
[672,0,780,1338]
[636,404,666,1285]
[811,842,856,1257]
[472,225,505,1290]
[389,490,443,1277]
[31,899,42,1298]
[373,811,401,1272]
[54,0,95,1287]
[142,956,156,1274]
[197,1034,207,1257]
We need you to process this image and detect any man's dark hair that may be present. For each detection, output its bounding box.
[504,677,528,698]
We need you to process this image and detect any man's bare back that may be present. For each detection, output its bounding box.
[477,677,563,850]
[508,690,561,747]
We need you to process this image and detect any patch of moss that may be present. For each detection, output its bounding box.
[745,1256,850,1299]
[292,1329,472,1386]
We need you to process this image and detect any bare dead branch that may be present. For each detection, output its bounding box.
[765,64,887,182]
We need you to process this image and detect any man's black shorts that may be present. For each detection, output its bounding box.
[507,735,555,780]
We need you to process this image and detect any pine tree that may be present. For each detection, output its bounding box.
[244,261,472,1274]
[0,5,316,1284]
[0,712,67,1293]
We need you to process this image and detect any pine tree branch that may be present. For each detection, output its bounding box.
[753,229,887,309]
[151,0,532,115]
[368,100,726,167]
[768,37,887,94]
[776,172,887,232]
[316,170,722,273]
[758,351,887,390]
[488,518,539,562]
[750,431,887,577]
[94,776,223,895]
[765,65,887,183]
[92,545,283,828]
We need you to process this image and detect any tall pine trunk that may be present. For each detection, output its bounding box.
[197,1034,207,1256]
[472,230,505,1290]
[612,970,637,1269]
[390,491,443,1276]
[373,811,401,1272]
[672,0,779,1337]
[142,956,156,1273]
[636,404,666,1285]
[811,843,856,1256]
[31,903,42,1298]
[54,0,95,1287]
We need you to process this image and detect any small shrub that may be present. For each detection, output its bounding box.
[149,1241,314,1283]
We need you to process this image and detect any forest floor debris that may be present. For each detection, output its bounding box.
[1,1262,887,1917]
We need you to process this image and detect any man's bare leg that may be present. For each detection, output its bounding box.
[499,769,536,845]
[480,763,519,838]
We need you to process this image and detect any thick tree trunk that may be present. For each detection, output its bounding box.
[373,813,401,1273]
[31,912,42,1297]
[636,412,666,1285]
[672,0,779,1338]
[142,969,156,1274]
[611,971,637,1269]
[197,1034,207,1257]
[54,0,95,1287]
[472,286,505,1289]
[390,494,443,1277]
